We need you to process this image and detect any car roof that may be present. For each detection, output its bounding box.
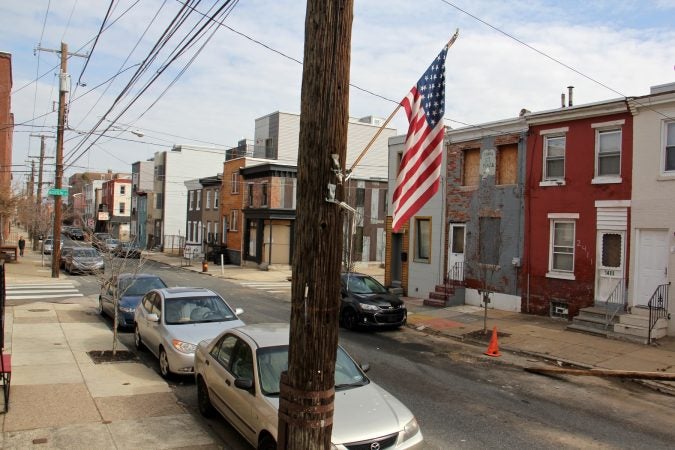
[157,287,218,298]
[233,323,290,349]
[118,273,161,280]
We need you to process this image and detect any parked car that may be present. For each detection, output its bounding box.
[114,241,142,258]
[99,274,167,328]
[339,272,407,330]
[42,237,62,255]
[92,232,113,250]
[102,238,120,253]
[59,246,74,268]
[68,227,85,240]
[194,323,423,450]
[63,247,104,274]
[134,287,245,378]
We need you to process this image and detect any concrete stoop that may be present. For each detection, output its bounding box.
[568,306,669,344]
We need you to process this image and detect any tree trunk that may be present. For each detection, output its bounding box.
[278,1,353,448]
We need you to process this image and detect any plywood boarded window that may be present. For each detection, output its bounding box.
[463,148,480,186]
[497,144,518,185]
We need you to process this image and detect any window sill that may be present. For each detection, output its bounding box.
[657,174,675,181]
[546,271,575,280]
[539,180,566,187]
[591,176,622,184]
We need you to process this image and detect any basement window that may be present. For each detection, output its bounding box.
[550,301,569,320]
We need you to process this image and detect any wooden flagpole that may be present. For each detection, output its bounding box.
[346,29,460,178]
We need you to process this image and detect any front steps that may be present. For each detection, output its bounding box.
[423,283,464,307]
[568,305,669,344]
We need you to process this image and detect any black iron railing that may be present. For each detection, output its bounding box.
[648,282,671,343]
[604,279,627,330]
[448,261,465,285]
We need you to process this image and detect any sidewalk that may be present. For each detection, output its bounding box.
[150,251,675,393]
[1,250,223,449]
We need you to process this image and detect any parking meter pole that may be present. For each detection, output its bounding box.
[220,254,224,276]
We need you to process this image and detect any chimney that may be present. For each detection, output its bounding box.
[561,93,566,108]
[567,86,574,107]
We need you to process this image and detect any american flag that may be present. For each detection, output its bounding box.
[391,46,448,232]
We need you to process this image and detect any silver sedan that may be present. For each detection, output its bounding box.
[194,323,423,450]
[134,287,244,378]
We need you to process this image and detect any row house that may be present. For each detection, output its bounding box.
[184,175,221,259]
[0,52,11,240]
[387,85,675,341]
[131,159,154,247]
[101,176,132,240]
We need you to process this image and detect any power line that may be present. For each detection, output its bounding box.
[74,0,117,91]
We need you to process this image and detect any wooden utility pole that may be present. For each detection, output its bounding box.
[277,1,353,448]
[52,42,68,278]
[29,134,53,250]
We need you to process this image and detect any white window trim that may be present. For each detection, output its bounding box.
[188,191,194,211]
[546,217,577,280]
[594,200,630,208]
[196,191,201,211]
[543,134,566,182]
[231,172,239,193]
[214,190,219,208]
[591,119,625,129]
[662,121,675,176]
[206,191,211,209]
[540,127,569,135]
[593,127,622,182]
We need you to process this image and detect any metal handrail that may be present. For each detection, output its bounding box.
[603,278,627,330]
[648,282,671,343]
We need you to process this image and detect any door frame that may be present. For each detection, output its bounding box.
[594,230,626,306]
[632,228,669,307]
[447,223,466,281]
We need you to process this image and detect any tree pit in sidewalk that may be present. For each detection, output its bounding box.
[87,350,139,364]
[464,329,511,342]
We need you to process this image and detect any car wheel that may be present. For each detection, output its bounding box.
[341,308,358,330]
[159,347,171,379]
[97,297,104,316]
[258,435,276,450]
[134,325,145,350]
[197,377,215,418]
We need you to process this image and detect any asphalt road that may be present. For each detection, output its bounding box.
[71,257,675,450]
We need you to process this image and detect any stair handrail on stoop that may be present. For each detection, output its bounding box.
[648,282,671,343]
[604,278,627,330]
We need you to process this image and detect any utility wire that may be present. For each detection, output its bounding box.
[74,0,117,92]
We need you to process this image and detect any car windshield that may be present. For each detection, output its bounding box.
[119,277,166,296]
[106,239,119,245]
[164,296,236,325]
[344,275,388,295]
[74,249,99,257]
[257,345,368,396]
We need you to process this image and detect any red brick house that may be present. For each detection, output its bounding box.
[523,98,633,318]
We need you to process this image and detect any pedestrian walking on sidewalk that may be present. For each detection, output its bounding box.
[18,236,25,256]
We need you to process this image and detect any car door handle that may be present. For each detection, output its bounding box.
[205,360,210,366]
[225,379,231,386]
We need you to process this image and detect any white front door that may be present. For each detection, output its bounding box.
[635,229,669,307]
[595,231,625,305]
[447,224,465,281]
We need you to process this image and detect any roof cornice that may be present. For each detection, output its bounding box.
[525,99,628,125]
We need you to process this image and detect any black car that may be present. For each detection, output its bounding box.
[339,272,407,330]
[114,241,142,258]
[68,228,85,240]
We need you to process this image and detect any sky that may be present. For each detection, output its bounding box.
[2,0,674,190]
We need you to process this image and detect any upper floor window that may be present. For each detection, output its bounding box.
[463,148,480,187]
[595,129,621,178]
[248,184,254,207]
[544,135,565,181]
[355,187,365,207]
[120,185,126,195]
[155,193,164,209]
[188,191,194,211]
[261,183,268,207]
[664,121,675,174]
[214,189,219,208]
[230,210,238,231]
[231,172,239,194]
[119,202,126,214]
[206,191,211,209]
[196,190,201,211]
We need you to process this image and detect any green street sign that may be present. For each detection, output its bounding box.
[48,188,69,196]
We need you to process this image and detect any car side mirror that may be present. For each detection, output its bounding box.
[147,313,159,322]
[234,378,253,391]
[360,363,370,373]
[235,308,244,316]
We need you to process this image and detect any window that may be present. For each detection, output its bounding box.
[119,202,126,214]
[261,183,268,207]
[206,191,211,209]
[665,122,675,173]
[154,164,165,180]
[544,135,565,180]
[196,190,201,211]
[222,218,228,239]
[354,226,364,253]
[188,191,194,211]
[207,221,212,242]
[230,210,238,231]
[497,144,518,185]
[414,217,431,263]
[188,221,193,241]
[155,193,163,209]
[231,172,239,194]
[355,187,365,207]
[550,220,575,273]
[596,129,621,177]
[463,148,480,186]
[120,185,126,195]
[248,184,254,207]
[211,335,237,368]
[214,189,219,208]
[479,217,500,265]
[601,233,622,268]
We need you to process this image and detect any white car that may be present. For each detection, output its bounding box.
[194,323,423,450]
[134,287,245,378]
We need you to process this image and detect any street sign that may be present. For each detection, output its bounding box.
[47,188,69,196]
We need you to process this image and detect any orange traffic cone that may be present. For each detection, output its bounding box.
[484,326,501,357]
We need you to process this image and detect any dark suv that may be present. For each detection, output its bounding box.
[68,228,85,240]
[339,272,407,330]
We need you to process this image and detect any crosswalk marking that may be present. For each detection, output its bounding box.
[237,281,292,295]
[6,282,84,301]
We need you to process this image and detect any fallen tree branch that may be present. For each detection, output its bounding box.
[525,366,675,381]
